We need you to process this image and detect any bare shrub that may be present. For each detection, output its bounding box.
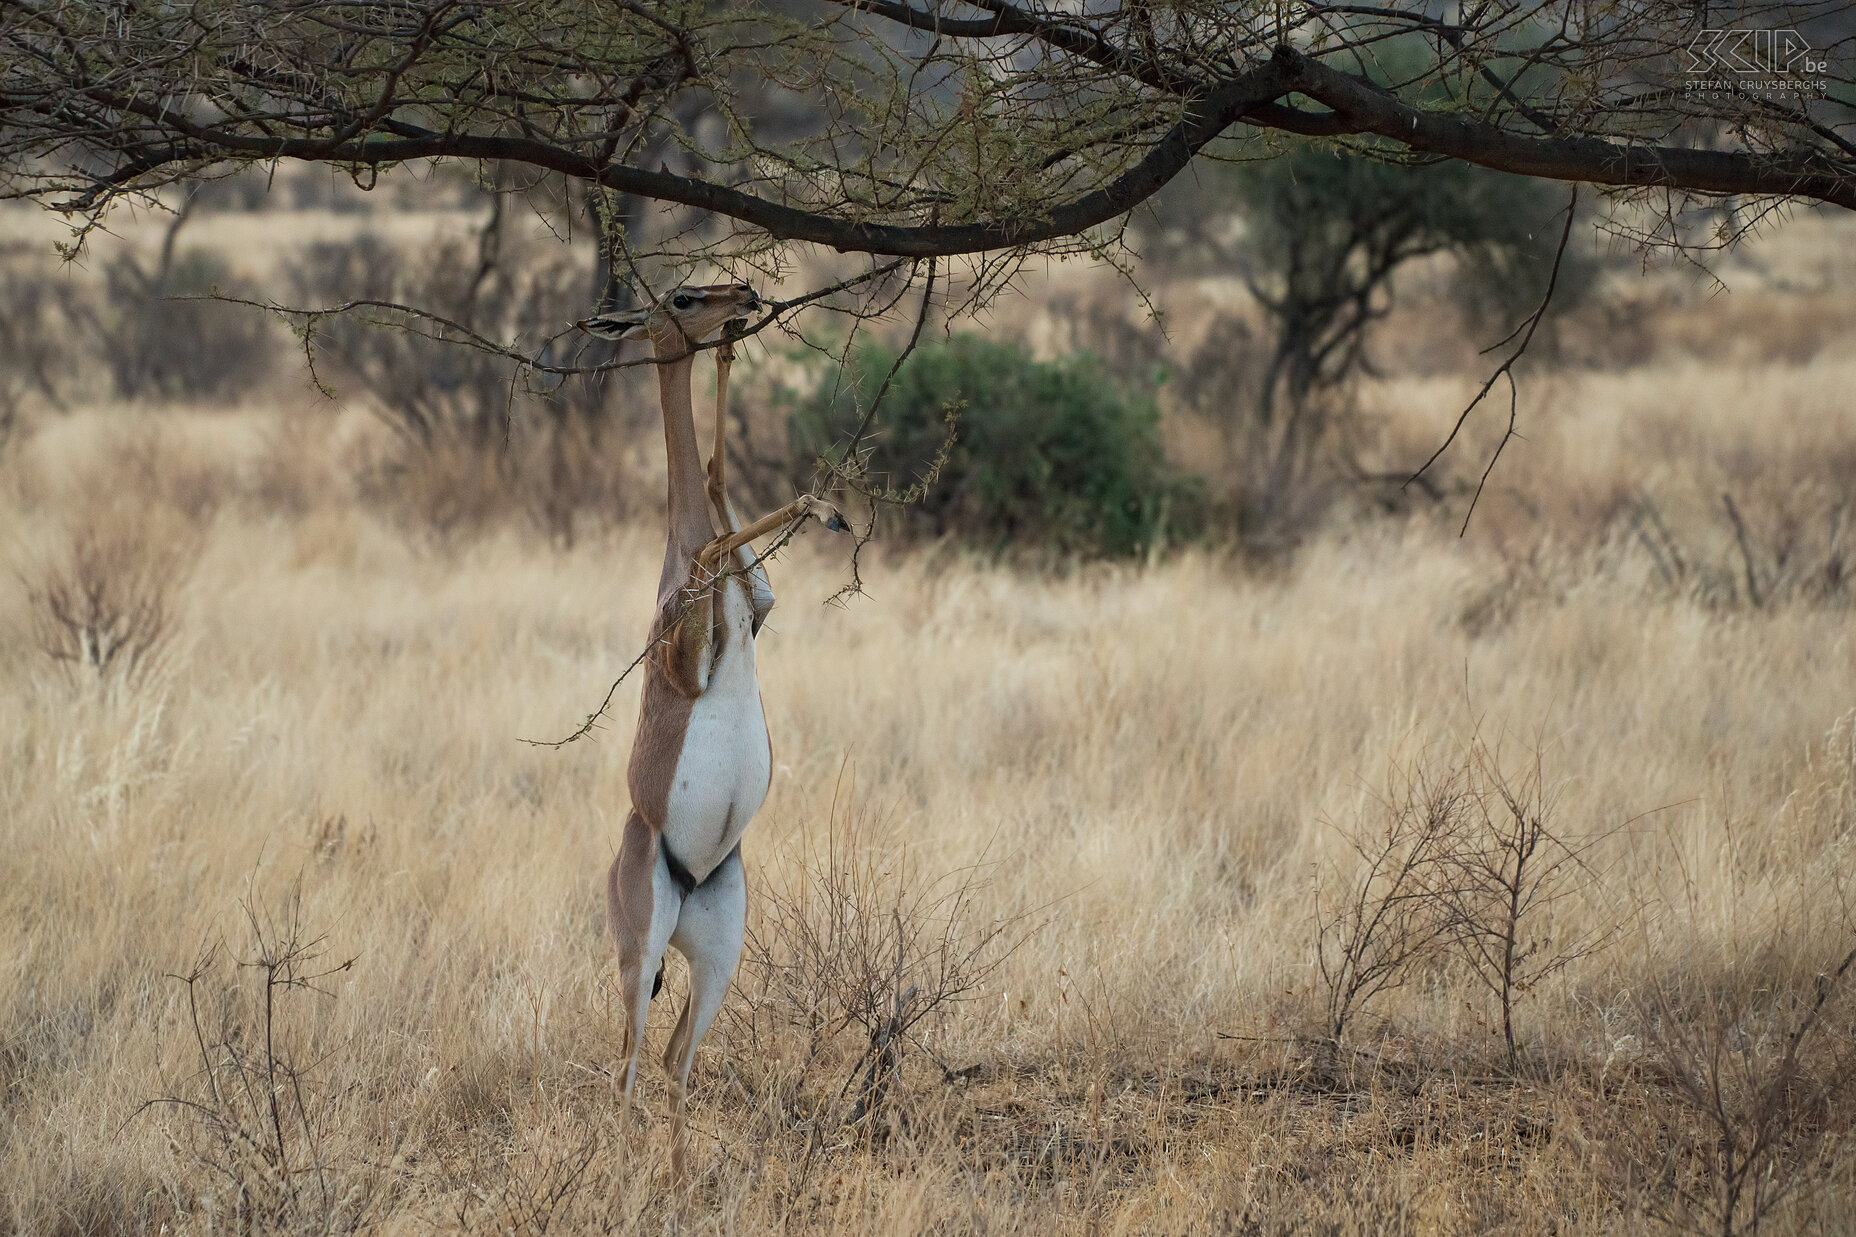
[734,775,1032,1136]
[139,895,370,1235]
[356,437,513,543]
[353,412,636,547]
[1314,752,1463,1047]
[21,511,197,684]
[96,247,279,403]
[1432,734,1615,1066]
[0,265,89,414]
[100,428,236,527]
[448,1124,605,1237]
[1314,730,1615,1062]
[72,197,279,404]
[0,225,275,410]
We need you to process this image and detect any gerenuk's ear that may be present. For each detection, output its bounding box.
[578,309,651,340]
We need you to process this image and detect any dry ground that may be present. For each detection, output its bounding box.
[6,218,1856,1235]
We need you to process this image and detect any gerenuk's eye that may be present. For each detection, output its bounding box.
[672,293,693,309]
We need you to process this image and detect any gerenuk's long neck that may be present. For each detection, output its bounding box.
[654,343,718,588]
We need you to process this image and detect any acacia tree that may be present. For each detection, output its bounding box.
[2,0,1851,495]
[3,1,1850,264]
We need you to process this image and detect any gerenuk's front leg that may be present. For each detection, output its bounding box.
[697,495,850,575]
[706,333,775,632]
[705,335,736,522]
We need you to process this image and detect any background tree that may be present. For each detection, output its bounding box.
[1145,135,1597,544]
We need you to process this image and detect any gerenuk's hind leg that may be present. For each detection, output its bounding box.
[608,811,681,1105]
[661,847,746,1177]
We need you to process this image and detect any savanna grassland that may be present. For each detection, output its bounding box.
[6,200,1856,1236]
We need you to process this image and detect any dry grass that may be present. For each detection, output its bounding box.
[7,219,1856,1233]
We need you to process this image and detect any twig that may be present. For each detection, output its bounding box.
[842,255,937,464]
[1407,186,1578,534]
[818,258,946,606]
[193,257,910,385]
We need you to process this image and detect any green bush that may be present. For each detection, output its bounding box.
[787,335,1197,558]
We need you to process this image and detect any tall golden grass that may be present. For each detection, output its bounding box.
[6,280,1856,1232]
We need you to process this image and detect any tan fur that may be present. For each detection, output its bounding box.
[662,994,697,1079]
[606,810,659,1070]
[706,341,776,635]
[697,495,836,570]
[628,667,696,830]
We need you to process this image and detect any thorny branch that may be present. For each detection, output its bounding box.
[3,1,1850,271]
[202,257,912,388]
[819,255,951,607]
[26,2,1838,563]
[1407,186,1579,534]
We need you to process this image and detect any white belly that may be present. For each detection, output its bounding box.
[661,583,770,883]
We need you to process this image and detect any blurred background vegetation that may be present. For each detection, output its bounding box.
[1,140,1849,581]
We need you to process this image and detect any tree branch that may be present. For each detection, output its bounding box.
[60,58,1300,255]
[9,3,1854,263]
[1276,48,1855,210]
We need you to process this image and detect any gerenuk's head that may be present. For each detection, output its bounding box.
[579,283,761,352]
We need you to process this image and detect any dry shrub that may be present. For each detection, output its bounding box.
[249,408,349,520]
[1,195,279,408]
[1627,490,1856,610]
[1432,735,1615,1066]
[101,427,236,527]
[1315,730,1613,1062]
[446,1122,607,1237]
[1575,744,1856,1234]
[354,414,638,547]
[1552,287,1669,370]
[1583,924,1856,1237]
[1657,288,1856,369]
[96,244,278,403]
[1451,487,1856,645]
[0,264,88,415]
[732,775,1033,1140]
[139,895,374,1235]
[1314,751,1462,1049]
[21,506,198,685]
[357,436,511,543]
